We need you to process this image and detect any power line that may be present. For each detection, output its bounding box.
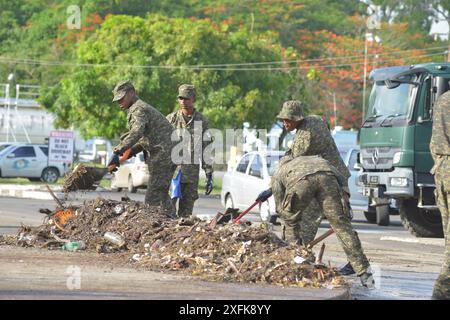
[0,50,445,72]
[0,45,447,68]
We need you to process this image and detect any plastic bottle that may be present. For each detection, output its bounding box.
[103,232,125,247]
[62,240,86,251]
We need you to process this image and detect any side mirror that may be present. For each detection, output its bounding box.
[353,163,362,170]
[6,153,15,159]
[417,116,431,124]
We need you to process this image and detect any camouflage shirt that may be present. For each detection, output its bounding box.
[270,155,345,213]
[166,109,214,183]
[116,99,175,162]
[430,90,450,175]
[282,115,350,186]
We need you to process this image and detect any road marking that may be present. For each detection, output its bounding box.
[380,236,444,246]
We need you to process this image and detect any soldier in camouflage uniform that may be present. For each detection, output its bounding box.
[166,84,214,217]
[112,80,176,214]
[430,90,450,300]
[268,155,374,287]
[276,100,351,246]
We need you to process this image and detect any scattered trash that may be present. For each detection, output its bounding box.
[62,240,86,251]
[104,232,125,247]
[294,256,306,264]
[132,253,143,261]
[114,205,124,215]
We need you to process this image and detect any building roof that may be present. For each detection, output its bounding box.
[0,98,40,108]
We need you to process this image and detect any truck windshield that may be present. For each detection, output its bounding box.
[366,78,416,120]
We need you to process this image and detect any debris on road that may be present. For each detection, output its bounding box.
[0,197,345,288]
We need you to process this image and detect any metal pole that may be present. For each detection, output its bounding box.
[15,84,32,143]
[362,34,369,124]
[333,92,337,129]
[5,84,10,143]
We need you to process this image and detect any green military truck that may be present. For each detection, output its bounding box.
[358,63,447,238]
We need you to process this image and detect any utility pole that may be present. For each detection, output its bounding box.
[362,33,370,123]
[333,92,337,129]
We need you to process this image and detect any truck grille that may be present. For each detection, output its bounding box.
[360,147,400,170]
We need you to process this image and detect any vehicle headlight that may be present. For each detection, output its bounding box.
[390,177,408,187]
[393,152,402,164]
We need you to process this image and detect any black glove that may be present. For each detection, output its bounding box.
[112,146,122,155]
[256,188,272,202]
[205,173,213,195]
[107,154,120,173]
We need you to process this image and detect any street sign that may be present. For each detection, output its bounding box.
[48,130,74,166]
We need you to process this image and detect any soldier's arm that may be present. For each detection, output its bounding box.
[430,93,450,159]
[166,113,176,126]
[116,109,146,153]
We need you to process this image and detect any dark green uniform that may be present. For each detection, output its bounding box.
[271,155,370,276]
[278,101,350,245]
[115,99,176,213]
[430,91,450,300]
[167,109,213,217]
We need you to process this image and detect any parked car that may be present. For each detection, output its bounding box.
[111,152,149,193]
[0,144,68,183]
[342,147,369,213]
[221,151,284,223]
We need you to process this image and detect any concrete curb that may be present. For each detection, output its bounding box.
[0,184,64,201]
[0,184,221,201]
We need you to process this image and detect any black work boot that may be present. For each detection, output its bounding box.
[359,272,375,288]
[339,262,356,276]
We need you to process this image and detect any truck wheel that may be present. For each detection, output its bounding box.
[127,175,137,193]
[399,199,444,238]
[376,205,390,226]
[364,206,376,223]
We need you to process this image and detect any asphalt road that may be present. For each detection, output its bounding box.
[0,190,445,300]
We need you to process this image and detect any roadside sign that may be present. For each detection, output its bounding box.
[48,130,74,166]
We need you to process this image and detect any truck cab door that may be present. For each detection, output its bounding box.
[415,76,449,174]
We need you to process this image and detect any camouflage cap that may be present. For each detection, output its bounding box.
[112,80,135,102]
[178,84,196,99]
[277,100,305,121]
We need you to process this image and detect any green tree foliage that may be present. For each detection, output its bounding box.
[41,14,299,138]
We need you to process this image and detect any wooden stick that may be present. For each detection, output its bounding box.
[316,243,326,264]
[45,184,64,208]
[307,228,335,249]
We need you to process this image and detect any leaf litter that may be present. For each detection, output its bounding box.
[0,197,346,289]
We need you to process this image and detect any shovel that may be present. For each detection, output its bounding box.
[63,149,131,193]
[233,200,261,224]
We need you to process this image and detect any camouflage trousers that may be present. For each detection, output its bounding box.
[172,182,199,217]
[145,160,176,214]
[296,201,323,245]
[278,172,370,276]
[433,163,450,300]
[298,187,351,245]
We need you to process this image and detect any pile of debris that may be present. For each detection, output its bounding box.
[62,164,107,193]
[0,197,345,288]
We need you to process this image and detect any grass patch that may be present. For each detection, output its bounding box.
[197,176,222,196]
